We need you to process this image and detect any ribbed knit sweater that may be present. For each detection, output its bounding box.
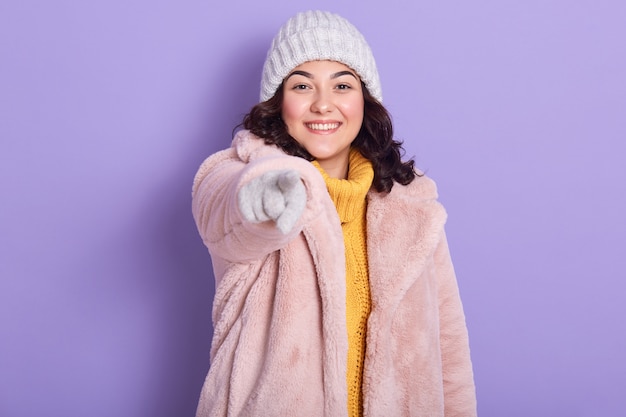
[312,149,374,417]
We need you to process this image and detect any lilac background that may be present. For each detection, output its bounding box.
[1,0,625,416]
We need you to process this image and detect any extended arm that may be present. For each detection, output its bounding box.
[192,146,327,263]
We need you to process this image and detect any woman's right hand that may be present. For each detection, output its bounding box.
[237,169,306,234]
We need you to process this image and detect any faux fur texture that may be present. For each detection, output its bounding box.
[191,130,477,417]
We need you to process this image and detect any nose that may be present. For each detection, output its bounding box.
[310,90,333,114]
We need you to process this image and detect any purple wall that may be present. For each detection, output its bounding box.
[1,1,624,416]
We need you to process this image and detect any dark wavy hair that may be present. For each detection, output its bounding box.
[240,82,418,193]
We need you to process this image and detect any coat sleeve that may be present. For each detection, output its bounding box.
[191,146,328,263]
[435,231,478,417]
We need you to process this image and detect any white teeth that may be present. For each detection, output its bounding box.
[306,123,339,131]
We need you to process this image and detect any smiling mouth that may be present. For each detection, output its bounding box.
[305,122,340,131]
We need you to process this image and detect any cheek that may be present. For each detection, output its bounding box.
[281,96,303,126]
[341,98,365,124]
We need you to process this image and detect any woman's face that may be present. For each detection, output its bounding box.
[281,60,364,179]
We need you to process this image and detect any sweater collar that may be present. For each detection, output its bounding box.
[312,148,374,224]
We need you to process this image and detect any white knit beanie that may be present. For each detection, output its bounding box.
[260,10,382,102]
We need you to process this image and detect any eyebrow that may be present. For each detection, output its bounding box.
[286,70,358,80]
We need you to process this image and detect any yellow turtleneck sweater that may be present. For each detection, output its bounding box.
[312,149,374,417]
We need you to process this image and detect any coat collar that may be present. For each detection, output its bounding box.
[232,129,284,162]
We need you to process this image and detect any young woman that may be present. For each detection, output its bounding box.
[192,10,477,417]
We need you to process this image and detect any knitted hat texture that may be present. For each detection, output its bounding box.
[260,10,382,102]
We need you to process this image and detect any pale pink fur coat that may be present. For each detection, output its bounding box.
[191,130,477,416]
